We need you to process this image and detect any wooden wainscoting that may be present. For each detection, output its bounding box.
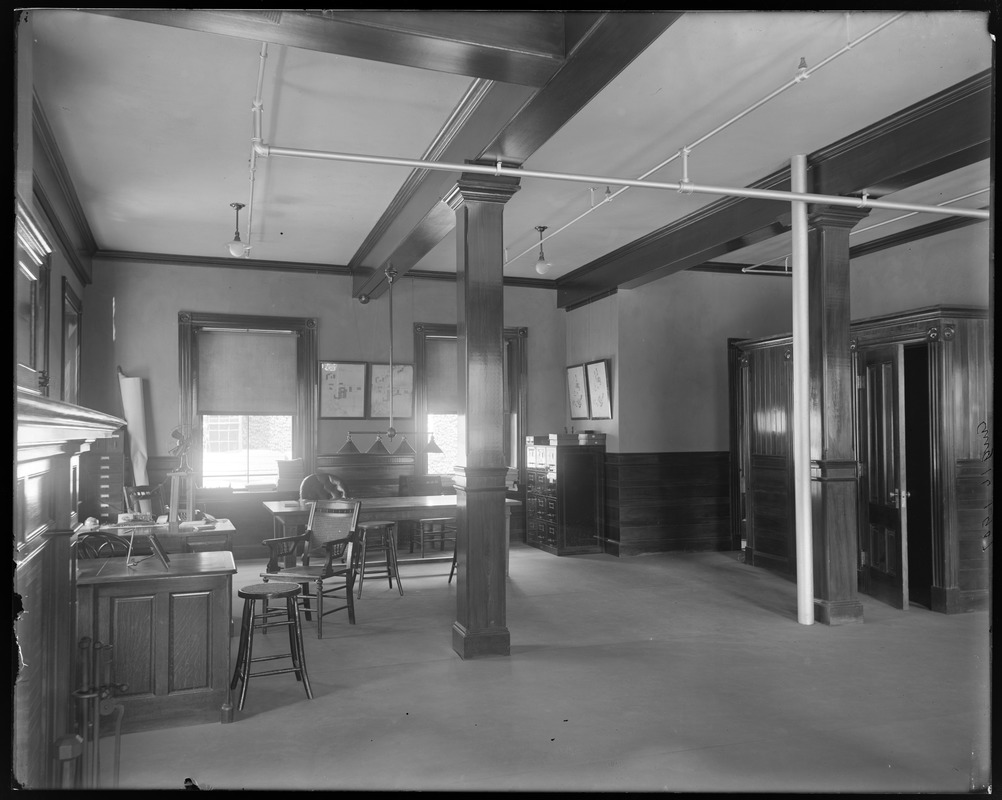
[604,452,732,557]
[951,459,991,612]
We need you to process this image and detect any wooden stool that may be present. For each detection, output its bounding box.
[230,582,312,711]
[356,521,403,598]
[414,517,457,558]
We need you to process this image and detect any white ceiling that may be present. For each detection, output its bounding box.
[27,10,993,291]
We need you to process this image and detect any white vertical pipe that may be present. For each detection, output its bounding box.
[791,154,814,625]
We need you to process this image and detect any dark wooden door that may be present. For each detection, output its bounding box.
[861,345,908,609]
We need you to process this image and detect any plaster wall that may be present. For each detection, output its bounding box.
[81,260,565,458]
[850,224,990,318]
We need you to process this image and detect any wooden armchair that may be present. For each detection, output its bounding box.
[260,498,361,638]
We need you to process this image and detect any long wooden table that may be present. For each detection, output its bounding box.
[76,551,237,732]
[263,496,521,574]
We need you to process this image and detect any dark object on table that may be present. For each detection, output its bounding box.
[299,471,348,501]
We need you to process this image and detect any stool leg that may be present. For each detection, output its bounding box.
[385,533,393,590]
[231,597,253,691]
[286,596,303,682]
[237,599,257,711]
[290,596,313,700]
[389,531,403,596]
[449,550,457,583]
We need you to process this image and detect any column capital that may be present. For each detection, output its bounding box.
[445,166,521,210]
[808,204,871,231]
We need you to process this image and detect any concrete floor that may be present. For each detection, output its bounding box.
[107,544,991,793]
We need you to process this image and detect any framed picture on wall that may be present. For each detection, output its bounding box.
[566,364,590,420]
[319,361,367,419]
[586,359,612,419]
[370,363,414,419]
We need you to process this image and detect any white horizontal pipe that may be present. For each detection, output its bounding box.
[254,141,990,221]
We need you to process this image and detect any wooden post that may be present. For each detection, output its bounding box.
[807,204,870,625]
[446,168,520,659]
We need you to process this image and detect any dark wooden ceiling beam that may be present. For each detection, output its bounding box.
[556,70,993,309]
[88,9,567,87]
[353,11,684,301]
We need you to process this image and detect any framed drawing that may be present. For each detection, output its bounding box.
[566,364,590,420]
[319,361,367,419]
[370,363,414,419]
[586,359,612,419]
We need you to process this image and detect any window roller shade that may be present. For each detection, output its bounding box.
[426,337,458,414]
[197,329,298,414]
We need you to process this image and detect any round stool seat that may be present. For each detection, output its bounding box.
[238,582,301,601]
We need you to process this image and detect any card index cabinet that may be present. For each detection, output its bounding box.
[80,425,127,523]
[525,433,605,555]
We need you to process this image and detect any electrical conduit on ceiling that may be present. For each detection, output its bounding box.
[502,11,909,266]
[244,12,989,268]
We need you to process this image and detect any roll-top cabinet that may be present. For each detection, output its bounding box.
[525,434,605,555]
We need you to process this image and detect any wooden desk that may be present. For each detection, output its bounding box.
[263,497,521,574]
[76,551,237,733]
[97,519,235,553]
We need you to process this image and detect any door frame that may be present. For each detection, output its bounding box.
[857,342,910,608]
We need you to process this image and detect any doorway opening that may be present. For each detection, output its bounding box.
[903,344,933,609]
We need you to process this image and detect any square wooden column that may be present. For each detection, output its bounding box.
[446,170,520,658]
[807,205,869,625]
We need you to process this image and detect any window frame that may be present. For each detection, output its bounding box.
[15,205,51,396]
[61,277,82,405]
[413,322,528,488]
[178,311,317,484]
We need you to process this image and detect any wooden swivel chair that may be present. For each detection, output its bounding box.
[75,533,131,558]
[259,498,361,639]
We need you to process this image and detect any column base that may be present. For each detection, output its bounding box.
[452,622,510,659]
[814,598,864,626]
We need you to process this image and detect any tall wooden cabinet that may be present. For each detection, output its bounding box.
[525,434,605,555]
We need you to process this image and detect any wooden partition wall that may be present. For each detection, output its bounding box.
[735,306,990,614]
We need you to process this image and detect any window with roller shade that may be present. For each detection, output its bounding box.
[198,329,297,488]
[425,335,460,476]
[178,312,317,489]
[415,324,527,484]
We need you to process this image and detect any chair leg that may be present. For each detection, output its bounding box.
[346,574,356,624]
[315,579,324,640]
[356,536,367,599]
[449,550,457,584]
[300,582,313,622]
